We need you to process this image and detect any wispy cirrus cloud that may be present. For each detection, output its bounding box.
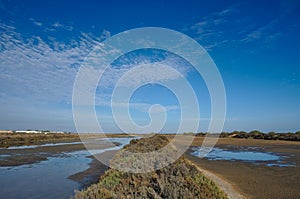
[93,57,189,114]
[111,102,179,113]
[0,21,113,130]
[29,18,43,27]
[187,6,237,50]
[29,18,75,32]
[96,54,191,90]
[0,22,189,116]
[241,5,294,44]
[50,22,74,31]
[186,2,298,50]
[0,22,109,105]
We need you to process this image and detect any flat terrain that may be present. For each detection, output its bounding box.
[1,134,299,199]
[0,133,80,148]
[184,137,300,199]
[0,133,134,148]
[0,133,132,191]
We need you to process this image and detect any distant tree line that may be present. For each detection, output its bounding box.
[195,130,300,141]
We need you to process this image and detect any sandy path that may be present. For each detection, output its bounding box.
[188,160,247,199]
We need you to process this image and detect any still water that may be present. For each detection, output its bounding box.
[6,142,83,150]
[191,146,296,167]
[0,137,134,199]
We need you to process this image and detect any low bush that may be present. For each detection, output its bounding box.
[74,135,228,199]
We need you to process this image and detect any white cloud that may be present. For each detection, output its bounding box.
[92,51,192,113]
[110,102,179,113]
[29,18,43,27]
[0,22,110,105]
[187,3,291,49]
[117,63,184,88]
[188,7,236,50]
[38,21,75,32]
[241,17,283,43]
[51,22,73,31]
[101,30,111,39]
[1,22,190,116]
[52,22,63,28]
[96,51,191,89]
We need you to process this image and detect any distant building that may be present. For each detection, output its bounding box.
[0,130,13,133]
[51,131,65,134]
[15,130,42,134]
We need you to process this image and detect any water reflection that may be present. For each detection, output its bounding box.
[0,137,136,199]
[0,151,91,199]
[3,142,83,150]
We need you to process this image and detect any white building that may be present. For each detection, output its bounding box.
[15,130,42,134]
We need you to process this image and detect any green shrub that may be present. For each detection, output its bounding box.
[74,135,228,199]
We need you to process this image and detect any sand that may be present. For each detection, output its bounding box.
[1,135,299,198]
[184,137,300,199]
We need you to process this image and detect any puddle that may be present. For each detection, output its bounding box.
[191,147,296,167]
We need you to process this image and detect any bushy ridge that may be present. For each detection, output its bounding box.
[0,133,79,148]
[74,135,228,199]
[196,130,300,141]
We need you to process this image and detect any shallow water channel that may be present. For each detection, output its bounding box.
[0,137,134,199]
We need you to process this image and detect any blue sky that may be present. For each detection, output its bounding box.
[0,0,299,133]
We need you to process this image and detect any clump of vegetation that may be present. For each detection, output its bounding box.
[108,135,180,172]
[124,135,170,153]
[195,130,300,141]
[0,133,79,148]
[74,135,228,199]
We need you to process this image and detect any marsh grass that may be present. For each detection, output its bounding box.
[0,133,79,148]
[74,135,228,199]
